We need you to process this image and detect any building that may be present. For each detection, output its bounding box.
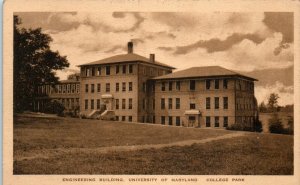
[34,74,80,114]
[78,42,175,122]
[152,66,258,128]
[34,41,258,129]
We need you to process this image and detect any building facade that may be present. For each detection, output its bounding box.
[34,74,80,114]
[78,42,174,122]
[152,67,257,128]
[34,42,258,129]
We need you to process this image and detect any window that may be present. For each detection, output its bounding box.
[71,84,75,93]
[91,99,94,109]
[190,80,196,90]
[206,97,211,109]
[91,84,95,93]
[85,68,89,77]
[106,66,110,75]
[215,97,219,109]
[223,97,228,109]
[206,80,211,90]
[116,65,119,74]
[161,116,165,125]
[190,103,196,109]
[142,83,146,92]
[122,65,126,74]
[169,116,173,125]
[223,79,228,89]
[161,98,165,109]
[122,82,126,92]
[152,99,155,110]
[161,82,165,91]
[122,99,126,109]
[128,116,132,122]
[97,67,101,75]
[76,84,80,93]
[152,84,155,92]
[176,117,180,126]
[116,116,119,121]
[176,98,180,109]
[176,81,180,91]
[122,116,125,121]
[116,83,119,92]
[129,65,133,73]
[85,99,88,110]
[129,82,133,91]
[97,83,101,92]
[67,84,70,93]
[206,117,211,127]
[128,98,132,109]
[85,84,89,93]
[153,116,156,123]
[168,98,173,109]
[169,82,173,91]
[115,99,119,109]
[224,117,228,127]
[142,99,146,109]
[97,99,100,109]
[106,83,110,92]
[215,79,219,89]
[215,116,219,127]
[91,67,95,76]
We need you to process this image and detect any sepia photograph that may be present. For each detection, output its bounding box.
[3,0,300,185]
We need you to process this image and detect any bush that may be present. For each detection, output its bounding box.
[268,113,284,134]
[44,100,65,116]
[284,116,294,135]
[226,123,253,131]
[254,117,263,132]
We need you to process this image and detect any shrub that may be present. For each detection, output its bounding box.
[226,123,253,131]
[254,117,263,132]
[284,116,294,135]
[268,113,284,134]
[44,100,65,116]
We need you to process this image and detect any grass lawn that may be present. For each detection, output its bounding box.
[13,115,293,175]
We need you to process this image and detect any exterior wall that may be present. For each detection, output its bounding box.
[154,78,238,128]
[234,78,256,129]
[34,81,80,113]
[137,63,172,123]
[80,63,139,122]
[80,61,173,123]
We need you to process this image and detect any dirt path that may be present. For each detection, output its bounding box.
[14,132,245,161]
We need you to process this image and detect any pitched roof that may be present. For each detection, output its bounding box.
[78,53,175,69]
[153,66,258,81]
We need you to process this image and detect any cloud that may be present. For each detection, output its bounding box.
[57,12,145,33]
[255,81,294,106]
[173,33,265,55]
[263,12,293,43]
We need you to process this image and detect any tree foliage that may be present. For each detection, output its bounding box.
[44,100,65,116]
[267,93,279,112]
[268,113,284,134]
[14,16,69,112]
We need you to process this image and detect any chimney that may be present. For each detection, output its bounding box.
[127,41,133,54]
[150,54,155,63]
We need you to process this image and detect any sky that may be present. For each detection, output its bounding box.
[15,12,294,106]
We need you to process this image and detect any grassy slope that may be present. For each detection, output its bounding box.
[13,115,293,175]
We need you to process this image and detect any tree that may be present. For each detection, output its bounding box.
[14,16,69,112]
[267,93,279,112]
[268,113,284,134]
[258,101,267,112]
[44,100,65,116]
